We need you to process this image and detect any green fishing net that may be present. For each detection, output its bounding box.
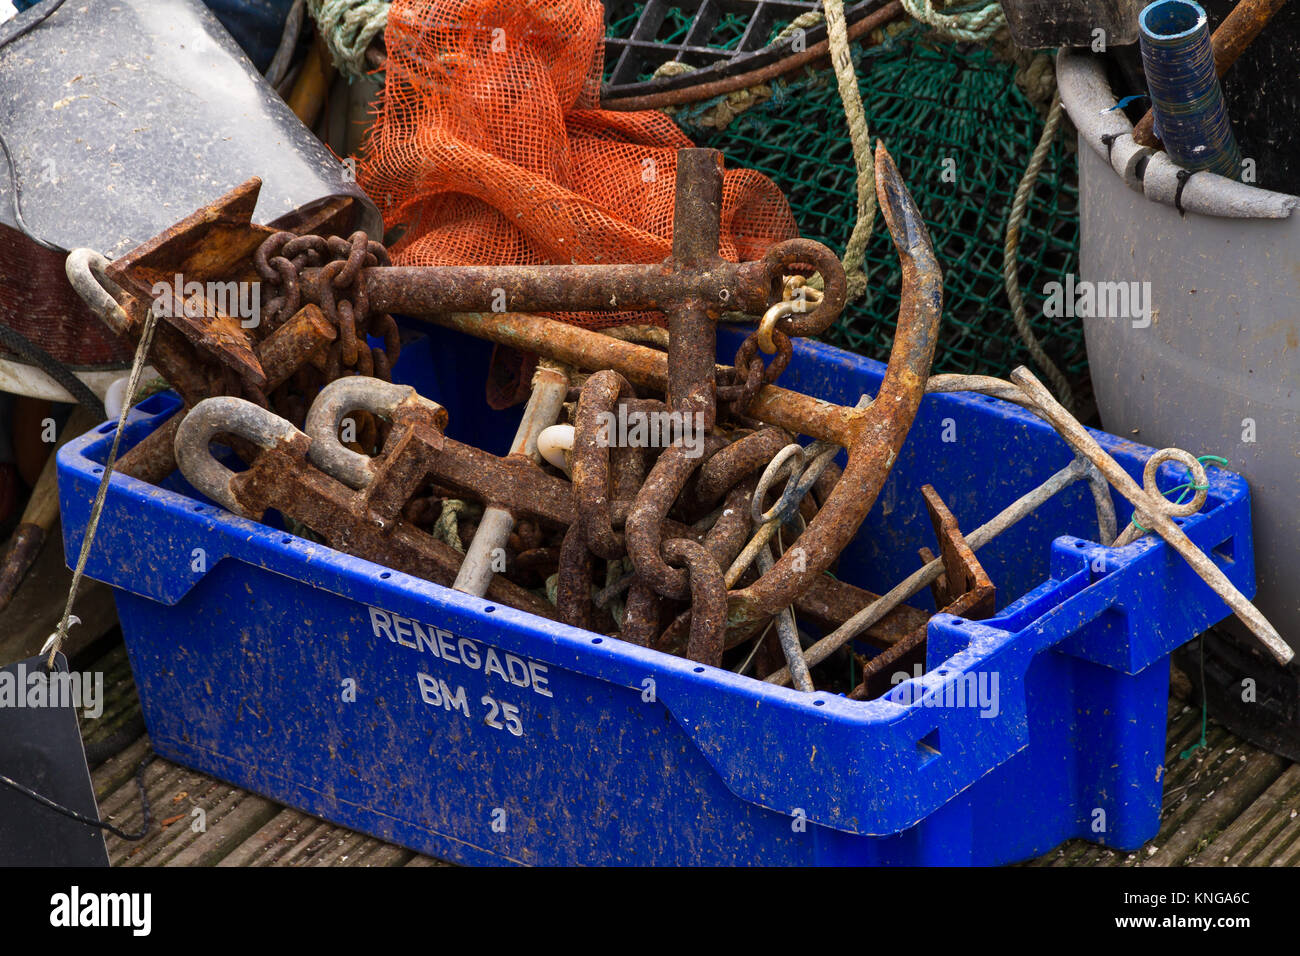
[604,16,1088,402]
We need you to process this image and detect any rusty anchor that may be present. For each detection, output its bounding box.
[174,378,560,620]
[105,139,949,693]
[262,144,940,652]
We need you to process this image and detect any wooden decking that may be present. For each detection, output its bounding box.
[76,639,1300,867]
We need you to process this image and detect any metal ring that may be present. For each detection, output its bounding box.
[758,238,846,338]
[1142,447,1209,519]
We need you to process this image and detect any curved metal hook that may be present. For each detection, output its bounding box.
[728,142,943,633]
[304,376,447,489]
[65,248,134,335]
[175,396,303,518]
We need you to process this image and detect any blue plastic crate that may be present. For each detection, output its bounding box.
[57,325,1255,865]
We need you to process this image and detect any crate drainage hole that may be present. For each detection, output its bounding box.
[917,730,941,760]
[485,606,496,613]
[591,638,603,644]
[1213,537,1235,564]
[380,572,391,579]
[693,666,705,673]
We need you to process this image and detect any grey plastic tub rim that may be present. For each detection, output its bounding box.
[1055,47,1298,220]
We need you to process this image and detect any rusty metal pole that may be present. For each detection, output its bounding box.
[454,364,569,596]
[667,149,724,429]
[1010,366,1293,665]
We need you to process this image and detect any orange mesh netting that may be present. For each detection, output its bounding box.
[358,0,799,332]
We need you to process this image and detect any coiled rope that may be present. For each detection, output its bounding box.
[308,0,388,80]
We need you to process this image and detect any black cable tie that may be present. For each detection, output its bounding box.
[1101,133,1118,163]
[1174,168,1194,218]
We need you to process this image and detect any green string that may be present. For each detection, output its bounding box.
[1128,455,1226,534]
[1179,635,1209,760]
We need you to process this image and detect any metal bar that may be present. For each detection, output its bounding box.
[299,260,774,317]
[454,365,568,596]
[765,459,1089,686]
[1010,366,1293,665]
[755,544,814,691]
[427,310,864,446]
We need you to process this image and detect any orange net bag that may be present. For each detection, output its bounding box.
[358,0,800,333]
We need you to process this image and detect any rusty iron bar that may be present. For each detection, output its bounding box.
[292,239,846,340]
[764,458,1092,687]
[454,364,569,596]
[174,394,559,621]
[429,309,864,445]
[848,485,995,700]
[1009,366,1292,665]
[668,149,724,430]
[1132,0,1288,147]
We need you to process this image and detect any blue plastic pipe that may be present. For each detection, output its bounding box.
[1139,0,1242,179]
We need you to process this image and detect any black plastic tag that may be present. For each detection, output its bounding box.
[0,653,109,866]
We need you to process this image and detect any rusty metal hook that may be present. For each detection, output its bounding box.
[304,376,447,489]
[725,143,943,637]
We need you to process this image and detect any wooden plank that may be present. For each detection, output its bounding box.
[0,519,118,664]
[346,843,417,867]
[252,816,337,867]
[1192,764,1300,866]
[305,829,377,866]
[162,791,284,867]
[216,809,313,868]
[1143,746,1289,866]
[119,775,237,867]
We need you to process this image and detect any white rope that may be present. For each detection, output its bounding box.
[42,304,160,667]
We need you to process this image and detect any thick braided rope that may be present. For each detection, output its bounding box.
[1002,88,1075,411]
[901,0,1005,43]
[822,0,874,301]
[774,8,828,42]
[308,0,389,80]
